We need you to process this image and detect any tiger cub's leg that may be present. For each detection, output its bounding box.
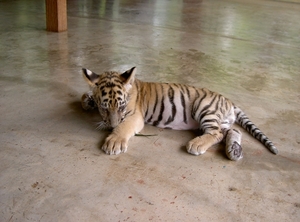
[224,129,243,161]
[187,122,224,155]
[81,91,97,110]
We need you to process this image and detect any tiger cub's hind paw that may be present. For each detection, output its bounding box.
[225,129,243,161]
[226,141,243,161]
[186,136,212,156]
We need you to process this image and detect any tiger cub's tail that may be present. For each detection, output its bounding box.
[234,106,278,155]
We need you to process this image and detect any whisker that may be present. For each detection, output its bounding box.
[124,110,131,117]
[94,121,112,130]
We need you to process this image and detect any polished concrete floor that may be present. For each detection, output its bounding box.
[1,0,300,221]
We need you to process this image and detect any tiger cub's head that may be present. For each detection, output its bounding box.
[82,67,136,129]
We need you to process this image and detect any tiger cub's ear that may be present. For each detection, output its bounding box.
[82,68,100,86]
[120,67,136,91]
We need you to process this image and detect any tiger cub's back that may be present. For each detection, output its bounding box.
[137,80,233,130]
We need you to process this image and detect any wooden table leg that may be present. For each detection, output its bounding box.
[45,0,67,32]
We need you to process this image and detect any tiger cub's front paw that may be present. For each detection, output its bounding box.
[81,92,97,111]
[102,134,128,155]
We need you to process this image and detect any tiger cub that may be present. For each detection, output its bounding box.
[81,67,278,160]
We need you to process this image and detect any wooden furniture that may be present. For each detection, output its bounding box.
[45,0,67,32]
